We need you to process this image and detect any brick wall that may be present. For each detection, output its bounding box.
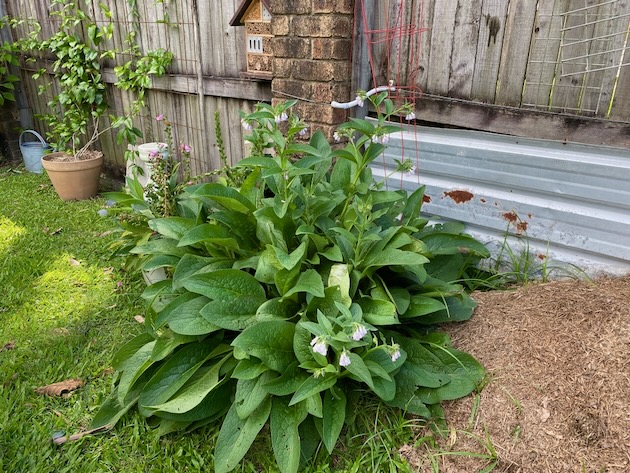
[271,0,354,139]
[0,101,21,163]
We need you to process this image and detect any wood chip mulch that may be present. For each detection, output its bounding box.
[401,275,630,473]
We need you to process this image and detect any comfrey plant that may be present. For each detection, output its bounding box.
[102,115,192,273]
[94,95,490,473]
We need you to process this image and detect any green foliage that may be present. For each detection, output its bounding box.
[9,1,172,156]
[96,96,490,472]
[0,17,21,106]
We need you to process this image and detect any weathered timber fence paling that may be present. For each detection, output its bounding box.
[365,0,630,147]
[6,0,629,172]
[6,0,272,175]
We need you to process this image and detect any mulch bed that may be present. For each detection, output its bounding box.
[401,275,630,472]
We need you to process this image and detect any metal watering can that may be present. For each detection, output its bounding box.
[19,130,50,174]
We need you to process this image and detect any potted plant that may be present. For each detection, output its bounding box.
[15,1,172,200]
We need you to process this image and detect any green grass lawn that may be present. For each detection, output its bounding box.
[0,166,428,473]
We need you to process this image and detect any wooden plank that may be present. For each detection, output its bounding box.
[351,0,374,115]
[221,0,244,78]
[494,0,538,105]
[386,0,412,87]
[448,0,483,98]
[204,2,225,76]
[414,0,435,93]
[226,98,248,166]
[426,0,457,95]
[22,57,271,102]
[414,93,630,148]
[582,1,630,117]
[608,36,630,121]
[522,0,569,110]
[470,0,510,102]
[549,0,599,114]
[100,67,271,101]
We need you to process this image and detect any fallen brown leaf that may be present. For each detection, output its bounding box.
[43,227,63,235]
[1,341,15,351]
[35,379,85,397]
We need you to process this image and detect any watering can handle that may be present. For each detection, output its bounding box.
[19,130,47,147]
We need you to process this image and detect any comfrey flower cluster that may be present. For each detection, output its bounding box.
[308,318,402,373]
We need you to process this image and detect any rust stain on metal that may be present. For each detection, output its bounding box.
[443,190,474,204]
[423,195,432,203]
[502,211,529,234]
[502,211,518,223]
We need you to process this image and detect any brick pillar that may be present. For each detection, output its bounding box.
[271,0,354,139]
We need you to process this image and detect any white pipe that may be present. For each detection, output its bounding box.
[331,85,397,109]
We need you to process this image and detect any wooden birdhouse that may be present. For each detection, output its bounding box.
[230,0,273,79]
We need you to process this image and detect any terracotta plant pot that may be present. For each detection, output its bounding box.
[41,151,104,200]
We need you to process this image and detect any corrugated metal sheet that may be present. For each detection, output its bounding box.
[370,120,630,276]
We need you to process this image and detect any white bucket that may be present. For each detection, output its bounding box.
[126,142,168,188]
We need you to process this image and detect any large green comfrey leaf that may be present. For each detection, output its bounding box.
[149,217,197,240]
[283,269,325,299]
[112,332,154,372]
[116,340,157,405]
[138,340,222,416]
[421,233,490,258]
[290,374,337,406]
[190,183,255,214]
[155,294,221,336]
[271,397,307,473]
[358,296,399,326]
[201,296,266,331]
[183,269,265,300]
[415,343,485,404]
[256,298,301,322]
[172,254,229,290]
[322,388,346,454]
[273,241,308,271]
[149,353,232,414]
[401,294,447,319]
[155,382,233,422]
[131,238,191,257]
[232,321,296,373]
[263,362,310,396]
[177,223,239,250]
[414,294,478,325]
[214,397,272,473]
[235,371,274,419]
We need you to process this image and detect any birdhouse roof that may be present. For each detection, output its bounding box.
[229,0,271,26]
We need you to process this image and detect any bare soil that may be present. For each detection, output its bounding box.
[44,149,103,162]
[401,275,630,473]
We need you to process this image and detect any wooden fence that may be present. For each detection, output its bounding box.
[6,0,272,175]
[361,0,630,147]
